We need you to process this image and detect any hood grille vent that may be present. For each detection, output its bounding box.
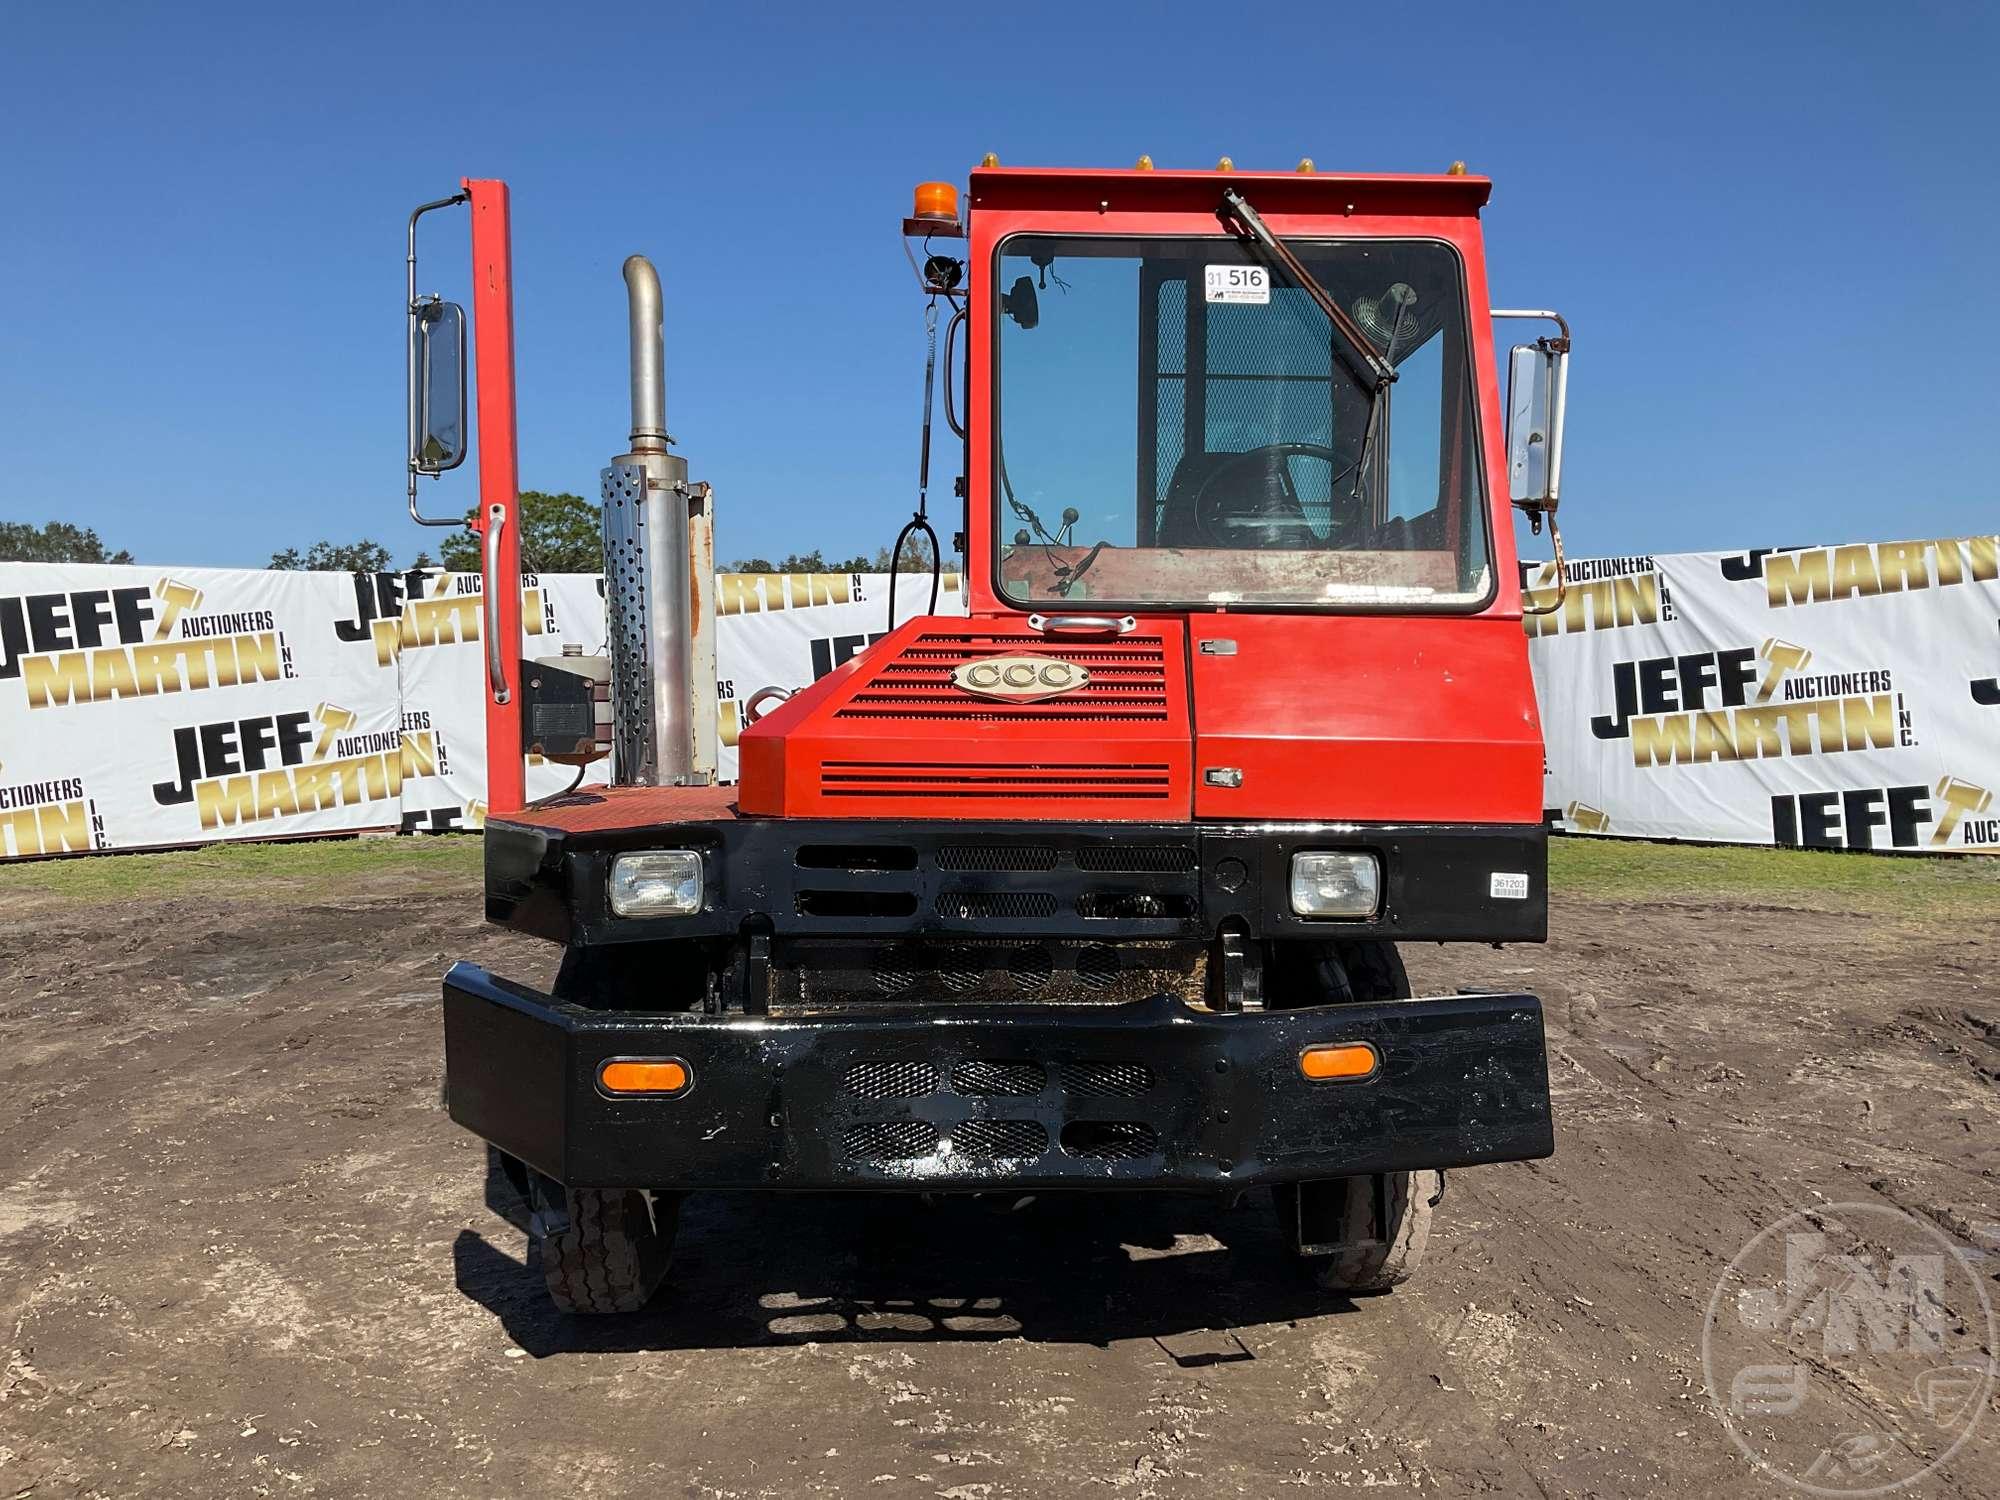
[821,761,1174,802]
[835,629,1170,722]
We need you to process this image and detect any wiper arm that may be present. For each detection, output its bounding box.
[1218,188,1397,393]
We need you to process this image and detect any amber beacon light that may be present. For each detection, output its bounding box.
[912,181,959,223]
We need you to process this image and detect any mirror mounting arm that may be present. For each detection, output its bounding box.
[407,193,472,527]
[1493,309,1572,617]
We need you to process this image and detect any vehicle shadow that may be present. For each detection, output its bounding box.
[452,1180,1358,1357]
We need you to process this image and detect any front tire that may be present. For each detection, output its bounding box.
[1269,938,1437,1295]
[530,1183,679,1315]
[1275,1169,1440,1294]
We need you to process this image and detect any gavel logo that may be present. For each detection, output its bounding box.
[1565,801,1611,834]
[1755,638,1812,703]
[153,577,204,640]
[1932,775,1992,846]
[312,703,357,761]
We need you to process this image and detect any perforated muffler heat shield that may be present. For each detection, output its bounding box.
[602,459,694,785]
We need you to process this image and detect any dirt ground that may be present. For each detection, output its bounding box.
[0,839,1995,1498]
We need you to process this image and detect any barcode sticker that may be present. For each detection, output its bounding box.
[1205,264,1269,304]
[1490,872,1530,900]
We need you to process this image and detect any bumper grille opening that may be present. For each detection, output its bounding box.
[1063,1060,1156,1099]
[1075,944,1122,989]
[797,890,920,919]
[796,843,918,872]
[769,939,1203,1012]
[844,1120,939,1162]
[949,1119,1049,1160]
[950,1059,1047,1096]
[1008,946,1053,991]
[1076,845,1196,873]
[937,844,1059,872]
[939,890,1059,920]
[1075,892,1196,920]
[1060,1121,1159,1161]
[842,1060,936,1101]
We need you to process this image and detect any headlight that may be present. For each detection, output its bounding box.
[609,850,704,917]
[1289,851,1380,918]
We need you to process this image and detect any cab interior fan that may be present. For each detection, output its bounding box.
[1352,282,1418,358]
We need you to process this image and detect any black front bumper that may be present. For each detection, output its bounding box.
[443,963,1554,1191]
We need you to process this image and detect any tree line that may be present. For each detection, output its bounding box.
[4,493,947,574]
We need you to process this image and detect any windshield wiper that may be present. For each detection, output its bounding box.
[1218,188,1395,501]
[1218,188,1397,392]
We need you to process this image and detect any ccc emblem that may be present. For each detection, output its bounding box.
[950,655,1091,703]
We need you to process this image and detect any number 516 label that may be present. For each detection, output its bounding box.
[1205,264,1270,304]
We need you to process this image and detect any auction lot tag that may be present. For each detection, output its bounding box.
[1205,264,1269,304]
[1490,872,1530,899]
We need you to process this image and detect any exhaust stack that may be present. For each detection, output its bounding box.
[603,255,714,787]
[624,256,670,454]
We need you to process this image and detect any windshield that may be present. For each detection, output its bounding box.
[994,235,1491,609]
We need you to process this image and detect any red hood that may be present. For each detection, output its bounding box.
[738,612,1542,826]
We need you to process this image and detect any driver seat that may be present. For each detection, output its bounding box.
[1153,448,1319,550]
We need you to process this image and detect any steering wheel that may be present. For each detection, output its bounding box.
[1189,442,1362,550]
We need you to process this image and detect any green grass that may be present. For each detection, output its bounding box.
[2,830,1993,919]
[0,833,483,903]
[1549,834,2000,918]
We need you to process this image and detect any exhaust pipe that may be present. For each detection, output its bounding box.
[623,255,670,455]
[602,256,697,787]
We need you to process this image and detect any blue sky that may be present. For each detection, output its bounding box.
[2,0,1993,571]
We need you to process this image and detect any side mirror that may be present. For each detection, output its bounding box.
[1505,338,1567,508]
[410,297,467,474]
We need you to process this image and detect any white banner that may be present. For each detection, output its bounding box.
[0,563,962,857]
[1526,535,2000,853]
[8,541,1993,858]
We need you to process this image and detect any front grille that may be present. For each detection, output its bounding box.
[950,1119,1048,1159]
[1075,944,1122,989]
[938,890,1060,920]
[842,1060,936,1101]
[936,844,1060,872]
[1008,946,1053,991]
[834,1053,1164,1172]
[1076,844,1196,873]
[1061,1121,1159,1161]
[845,1120,938,1162]
[951,1059,1047,1096]
[820,762,1174,802]
[1063,1060,1156,1099]
[835,629,1171,722]
[1075,892,1195,920]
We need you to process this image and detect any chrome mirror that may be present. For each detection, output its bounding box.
[410,298,467,474]
[1493,310,1570,510]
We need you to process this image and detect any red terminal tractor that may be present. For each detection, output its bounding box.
[406,157,1573,1313]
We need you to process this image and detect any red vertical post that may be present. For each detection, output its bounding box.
[464,178,525,816]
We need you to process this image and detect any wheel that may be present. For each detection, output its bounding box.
[1275,1169,1441,1294]
[529,1181,679,1315]
[1268,938,1438,1294]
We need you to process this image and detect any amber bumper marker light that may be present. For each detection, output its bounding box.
[1299,1043,1379,1081]
[598,1058,691,1096]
